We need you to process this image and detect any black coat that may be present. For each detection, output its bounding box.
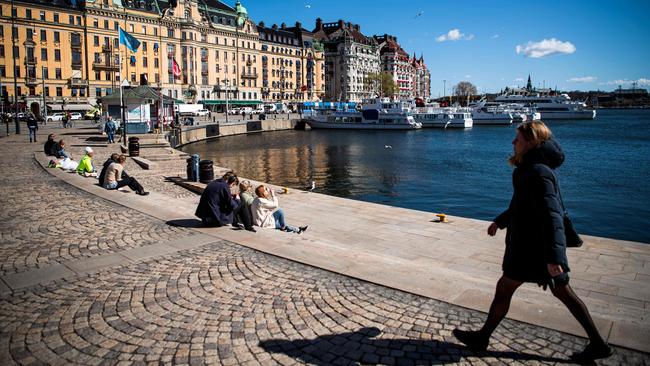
[44,139,56,155]
[195,178,238,226]
[494,139,570,284]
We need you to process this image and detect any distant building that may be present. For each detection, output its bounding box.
[312,18,380,102]
[374,34,412,99]
[411,54,430,100]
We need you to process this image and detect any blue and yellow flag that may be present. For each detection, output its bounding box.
[119,28,140,52]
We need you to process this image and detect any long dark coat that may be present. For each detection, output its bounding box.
[195,178,238,226]
[494,139,570,284]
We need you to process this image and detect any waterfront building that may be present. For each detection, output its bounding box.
[257,21,324,103]
[312,18,380,102]
[411,53,430,100]
[374,34,413,100]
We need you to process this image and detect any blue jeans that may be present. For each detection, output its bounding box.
[28,127,37,142]
[107,131,115,143]
[273,208,298,232]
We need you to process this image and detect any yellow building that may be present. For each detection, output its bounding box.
[0,0,324,115]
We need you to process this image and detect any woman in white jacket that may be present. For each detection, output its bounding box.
[251,184,307,234]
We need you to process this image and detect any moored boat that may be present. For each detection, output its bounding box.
[305,98,422,130]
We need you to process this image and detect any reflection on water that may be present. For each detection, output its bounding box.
[182,110,650,243]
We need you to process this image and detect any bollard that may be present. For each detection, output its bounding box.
[128,137,140,157]
[186,154,200,182]
[199,160,214,183]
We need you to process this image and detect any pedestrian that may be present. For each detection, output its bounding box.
[103,154,149,196]
[452,121,612,362]
[26,113,38,142]
[195,171,240,227]
[241,109,245,121]
[104,116,117,143]
[62,111,69,128]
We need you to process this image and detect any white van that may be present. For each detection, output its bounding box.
[263,104,277,113]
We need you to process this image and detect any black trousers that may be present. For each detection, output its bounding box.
[117,177,144,193]
[233,204,253,230]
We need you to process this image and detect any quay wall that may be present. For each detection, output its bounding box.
[170,118,301,147]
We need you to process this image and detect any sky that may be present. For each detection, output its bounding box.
[237,0,650,97]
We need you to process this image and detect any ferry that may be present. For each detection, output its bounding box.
[305,98,422,130]
[469,99,513,125]
[495,93,596,119]
[412,108,473,128]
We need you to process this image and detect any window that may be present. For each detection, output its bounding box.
[142,26,146,34]
[104,20,108,29]
[155,73,159,82]
[114,21,119,31]
[54,31,60,43]
[77,16,81,26]
[129,24,134,32]
[167,28,173,38]
[12,26,17,38]
[0,66,4,77]
[26,9,31,19]
[130,73,136,82]
[0,27,3,38]
[53,13,59,23]
[13,46,18,59]
[96,88,102,97]
[55,68,61,79]
[41,48,47,61]
[56,87,62,96]
[16,87,21,96]
[40,30,47,41]
[40,11,45,21]
[94,36,99,46]
[93,18,98,28]
[94,71,100,80]
[44,87,49,97]
[154,58,159,68]
[54,49,60,61]
[143,57,148,67]
[153,28,157,36]
[26,29,33,40]
[14,66,20,78]
[79,88,85,97]
[69,15,74,24]
[71,88,77,97]
[0,46,4,58]
[142,42,147,52]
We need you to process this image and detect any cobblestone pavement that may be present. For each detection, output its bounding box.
[1,126,649,365]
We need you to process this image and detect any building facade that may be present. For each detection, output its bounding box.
[411,54,430,100]
[0,0,325,114]
[375,34,412,100]
[257,21,324,103]
[312,18,380,102]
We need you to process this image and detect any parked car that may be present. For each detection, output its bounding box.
[70,112,83,120]
[227,108,241,115]
[240,107,253,114]
[46,113,65,123]
[253,106,265,114]
[194,109,210,116]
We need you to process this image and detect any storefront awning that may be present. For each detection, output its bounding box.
[201,100,263,106]
[47,103,95,111]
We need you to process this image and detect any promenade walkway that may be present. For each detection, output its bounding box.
[0,122,648,365]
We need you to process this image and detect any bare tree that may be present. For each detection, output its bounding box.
[453,81,477,105]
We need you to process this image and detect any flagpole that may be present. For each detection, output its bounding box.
[119,45,126,146]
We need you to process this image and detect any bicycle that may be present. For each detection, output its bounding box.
[60,119,75,128]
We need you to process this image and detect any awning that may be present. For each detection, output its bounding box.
[47,103,95,111]
[201,99,263,106]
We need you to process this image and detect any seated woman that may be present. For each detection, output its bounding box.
[232,180,256,232]
[103,154,149,196]
[251,184,307,234]
[195,171,240,227]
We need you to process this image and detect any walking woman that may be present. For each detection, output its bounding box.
[453,121,612,362]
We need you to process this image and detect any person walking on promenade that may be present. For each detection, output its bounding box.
[27,113,38,142]
[195,171,240,227]
[252,184,307,234]
[452,121,612,362]
[104,116,117,143]
[103,154,149,195]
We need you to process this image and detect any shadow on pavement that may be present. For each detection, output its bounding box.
[166,218,203,228]
[259,327,571,365]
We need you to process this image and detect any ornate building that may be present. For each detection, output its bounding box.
[257,21,324,103]
[375,34,412,100]
[0,0,324,114]
[312,18,379,102]
[411,54,430,100]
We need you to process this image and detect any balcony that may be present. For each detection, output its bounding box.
[201,55,208,61]
[72,60,83,69]
[241,72,258,79]
[102,44,113,53]
[92,60,119,71]
[24,56,37,65]
[68,78,88,87]
[201,70,209,76]
[25,77,38,86]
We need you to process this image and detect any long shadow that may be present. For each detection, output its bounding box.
[166,218,203,228]
[259,327,571,365]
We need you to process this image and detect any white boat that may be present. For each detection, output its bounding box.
[305,98,422,130]
[494,93,596,120]
[412,108,473,128]
[468,99,513,125]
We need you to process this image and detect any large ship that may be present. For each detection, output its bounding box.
[305,98,422,130]
[494,93,596,120]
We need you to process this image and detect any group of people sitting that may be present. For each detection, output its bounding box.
[44,135,149,196]
[195,171,307,234]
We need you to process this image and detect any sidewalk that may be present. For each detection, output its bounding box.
[1,122,648,364]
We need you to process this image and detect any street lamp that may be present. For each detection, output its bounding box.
[223,79,229,124]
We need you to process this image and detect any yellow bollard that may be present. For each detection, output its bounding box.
[436,213,447,223]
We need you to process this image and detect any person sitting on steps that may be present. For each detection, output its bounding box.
[103,154,149,196]
[251,184,307,234]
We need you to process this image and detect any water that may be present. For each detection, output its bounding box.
[182,109,650,243]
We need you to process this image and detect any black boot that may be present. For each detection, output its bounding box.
[452,329,489,351]
[570,342,613,362]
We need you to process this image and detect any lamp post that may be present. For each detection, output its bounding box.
[158,7,172,135]
[223,79,229,124]
[11,0,20,134]
[41,66,46,123]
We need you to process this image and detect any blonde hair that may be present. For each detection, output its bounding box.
[509,121,552,165]
[239,180,252,193]
[255,184,267,198]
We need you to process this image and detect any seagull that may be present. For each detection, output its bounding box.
[414,11,424,18]
[306,181,316,191]
[305,4,311,8]
[444,121,451,129]
[385,145,392,149]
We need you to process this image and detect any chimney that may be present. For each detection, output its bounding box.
[337,19,344,29]
[272,24,278,30]
[295,21,302,29]
[281,22,286,30]
[259,21,265,27]
[315,18,323,31]
[354,24,360,31]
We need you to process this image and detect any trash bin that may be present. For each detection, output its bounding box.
[128,137,140,157]
[199,160,214,183]
[186,154,200,182]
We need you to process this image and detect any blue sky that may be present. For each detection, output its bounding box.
[238,0,650,96]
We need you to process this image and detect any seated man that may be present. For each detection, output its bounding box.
[76,147,97,177]
[195,171,239,227]
[44,134,57,156]
[103,154,149,196]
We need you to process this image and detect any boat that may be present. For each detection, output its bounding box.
[468,99,513,125]
[305,98,422,130]
[494,93,596,119]
[412,108,473,128]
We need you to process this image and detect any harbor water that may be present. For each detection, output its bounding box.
[182,109,650,243]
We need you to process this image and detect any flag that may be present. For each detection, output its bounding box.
[172,58,181,77]
[119,28,140,52]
